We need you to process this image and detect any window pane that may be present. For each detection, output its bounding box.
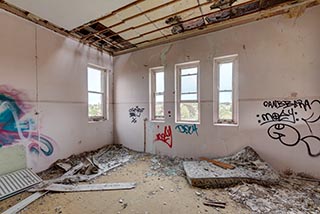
[155,95,164,118]
[88,67,102,92]
[219,91,232,120]
[181,93,197,101]
[155,103,164,118]
[181,67,197,75]
[181,75,197,93]
[180,102,199,121]
[219,63,233,91]
[88,93,103,117]
[155,94,164,103]
[155,72,164,93]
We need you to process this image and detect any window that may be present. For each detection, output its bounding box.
[175,61,200,123]
[87,65,107,121]
[214,55,238,124]
[150,67,165,121]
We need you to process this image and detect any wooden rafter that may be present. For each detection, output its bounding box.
[81,0,182,43]
[113,0,319,55]
[89,0,214,46]
[71,0,146,33]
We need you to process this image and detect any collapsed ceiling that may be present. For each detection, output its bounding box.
[0,0,319,55]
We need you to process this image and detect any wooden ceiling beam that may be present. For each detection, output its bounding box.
[81,0,182,43]
[71,0,146,33]
[121,0,259,43]
[89,0,214,46]
[114,0,319,55]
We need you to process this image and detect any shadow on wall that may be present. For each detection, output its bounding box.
[0,85,55,157]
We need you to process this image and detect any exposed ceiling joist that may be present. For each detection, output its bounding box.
[1,0,319,56]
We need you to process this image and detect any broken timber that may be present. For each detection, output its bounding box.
[2,191,48,214]
[30,183,136,192]
[199,157,235,169]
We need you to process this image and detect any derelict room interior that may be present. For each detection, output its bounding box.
[0,0,319,213]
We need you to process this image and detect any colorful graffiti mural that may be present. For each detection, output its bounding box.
[0,85,55,156]
[155,125,173,148]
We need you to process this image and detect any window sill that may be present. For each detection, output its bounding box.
[214,123,238,127]
[88,118,107,123]
[176,121,200,125]
[150,120,165,123]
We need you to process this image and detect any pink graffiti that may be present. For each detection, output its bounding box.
[0,85,55,156]
[155,126,173,148]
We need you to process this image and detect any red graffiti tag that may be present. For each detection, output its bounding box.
[155,126,172,148]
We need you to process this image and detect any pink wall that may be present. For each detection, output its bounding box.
[114,6,320,177]
[0,10,114,173]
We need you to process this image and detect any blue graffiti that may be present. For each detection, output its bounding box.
[175,124,199,136]
[0,86,54,156]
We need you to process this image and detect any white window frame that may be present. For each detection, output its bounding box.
[175,61,200,124]
[213,54,239,125]
[149,66,165,121]
[87,64,108,122]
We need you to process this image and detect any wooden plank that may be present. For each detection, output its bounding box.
[31,183,136,192]
[2,192,48,214]
[203,201,226,208]
[200,157,235,170]
[62,162,84,177]
[42,163,122,185]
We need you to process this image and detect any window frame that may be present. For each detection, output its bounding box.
[175,61,200,124]
[149,66,165,122]
[87,64,108,122]
[213,54,239,125]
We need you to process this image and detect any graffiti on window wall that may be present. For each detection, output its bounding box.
[129,106,145,123]
[257,99,320,157]
[175,124,199,136]
[155,125,173,148]
[0,85,55,156]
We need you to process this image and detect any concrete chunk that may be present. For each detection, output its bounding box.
[183,147,280,188]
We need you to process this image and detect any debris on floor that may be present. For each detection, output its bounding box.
[2,192,48,214]
[228,177,320,213]
[2,144,320,214]
[147,155,191,177]
[29,182,136,192]
[183,147,280,188]
[203,198,226,209]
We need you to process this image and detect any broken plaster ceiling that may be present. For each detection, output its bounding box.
[1,0,319,55]
[5,0,137,30]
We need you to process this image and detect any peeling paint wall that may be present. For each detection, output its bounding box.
[114,6,320,177]
[0,10,114,173]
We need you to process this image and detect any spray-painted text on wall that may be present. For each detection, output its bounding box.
[257,99,320,157]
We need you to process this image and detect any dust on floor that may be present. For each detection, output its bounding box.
[0,145,319,214]
[0,155,248,214]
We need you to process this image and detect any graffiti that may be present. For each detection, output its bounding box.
[0,85,55,156]
[129,106,145,123]
[258,99,320,157]
[175,124,198,136]
[262,99,312,111]
[155,126,172,148]
[267,123,320,157]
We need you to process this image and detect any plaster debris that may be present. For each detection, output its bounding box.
[228,177,320,213]
[184,147,280,188]
[30,183,136,192]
